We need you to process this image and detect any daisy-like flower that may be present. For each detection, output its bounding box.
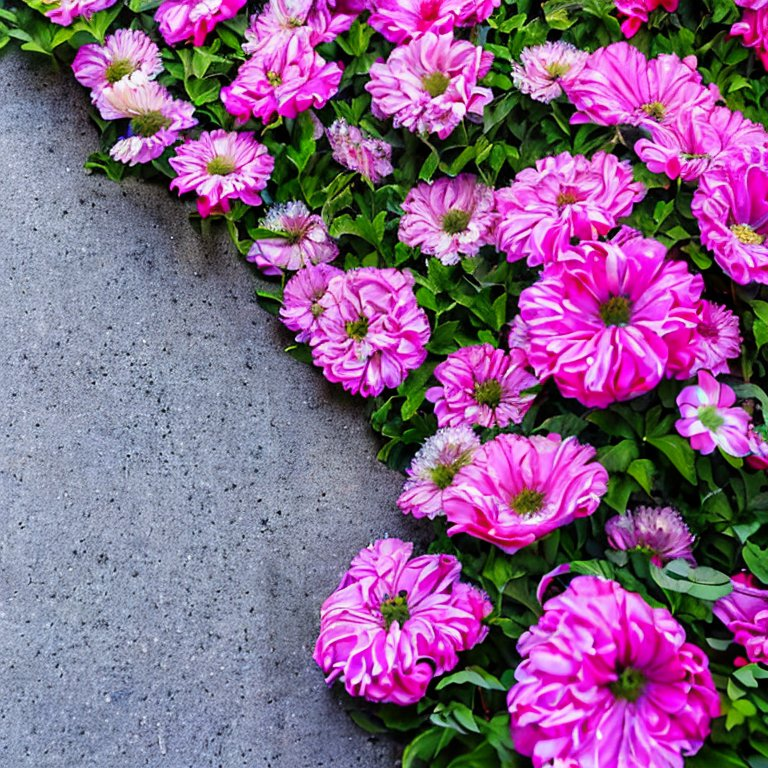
[169,130,274,217]
[155,0,247,46]
[495,151,645,266]
[690,300,742,376]
[103,79,198,166]
[246,201,338,276]
[511,41,588,103]
[442,433,608,555]
[747,424,768,470]
[614,0,679,38]
[314,538,492,705]
[732,7,768,70]
[326,120,393,184]
[365,32,493,140]
[397,426,481,520]
[426,344,538,429]
[44,0,118,26]
[714,573,768,664]
[279,264,344,343]
[606,506,696,566]
[399,174,496,265]
[675,370,751,456]
[508,576,720,768]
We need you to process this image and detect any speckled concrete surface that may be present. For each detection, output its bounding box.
[0,49,421,767]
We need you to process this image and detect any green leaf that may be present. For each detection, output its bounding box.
[647,435,697,485]
[626,459,655,495]
[650,560,733,600]
[744,541,768,585]
[597,439,640,473]
[435,666,506,692]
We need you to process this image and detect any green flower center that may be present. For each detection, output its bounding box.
[641,101,666,121]
[267,70,283,87]
[474,378,502,408]
[545,61,571,79]
[556,191,577,207]
[345,316,369,341]
[442,208,471,235]
[310,302,324,318]
[610,667,646,702]
[599,296,631,327]
[731,223,765,246]
[104,58,135,84]
[429,452,474,490]
[698,405,724,432]
[206,155,236,176]
[510,488,546,517]
[286,16,304,27]
[422,71,450,98]
[680,152,710,161]
[380,591,410,630]
[130,110,171,138]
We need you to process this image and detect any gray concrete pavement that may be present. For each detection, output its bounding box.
[0,49,421,767]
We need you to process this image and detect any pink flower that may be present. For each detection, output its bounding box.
[103,79,198,166]
[565,42,719,129]
[313,538,492,705]
[747,425,768,470]
[614,0,679,38]
[442,433,608,555]
[675,370,751,456]
[508,576,720,768]
[495,151,645,266]
[169,130,273,217]
[606,506,696,566]
[221,35,342,124]
[426,344,538,429]
[155,0,247,46]
[246,201,338,276]
[690,300,742,376]
[326,119,393,184]
[714,574,768,664]
[732,7,768,70]
[511,41,588,103]
[399,174,496,265]
[310,268,431,397]
[44,0,118,26]
[365,32,493,140]
[519,232,703,408]
[735,0,768,7]
[279,264,344,343]
[397,426,481,520]
[692,147,768,286]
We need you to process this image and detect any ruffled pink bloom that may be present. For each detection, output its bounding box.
[365,32,493,140]
[565,42,719,129]
[690,300,742,376]
[222,35,342,124]
[606,506,696,566]
[519,232,703,408]
[279,264,344,343]
[732,7,768,70]
[714,573,768,664]
[442,433,608,555]
[103,79,198,166]
[314,538,492,705]
[511,41,588,103]
[426,344,538,429]
[155,0,246,46]
[326,119,393,184]
[735,0,768,7]
[310,268,430,397]
[675,370,751,456]
[44,0,118,26]
[495,151,645,266]
[747,425,768,470]
[508,576,720,768]
[615,0,678,38]
[246,201,338,276]
[169,130,273,217]
[692,147,768,285]
[399,174,496,265]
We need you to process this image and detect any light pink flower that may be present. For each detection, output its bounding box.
[519,232,703,408]
[326,119,393,184]
[495,151,645,266]
[508,576,720,768]
[279,264,344,343]
[747,425,768,470]
[169,130,273,217]
[310,268,431,398]
[690,300,742,376]
[732,7,768,70]
[44,0,118,26]
[442,433,608,555]
[397,426,481,520]
[246,201,338,276]
[675,370,751,456]
[399,174,496,265]
[155,0,247,46]
[714,573,768,664]
[313,538,492,705]
[736,0,768,7]
[511,41,588,103]
[606,506,696,566]
[615,0,678,38]
[365,32,493,140]
[222,35,342,124]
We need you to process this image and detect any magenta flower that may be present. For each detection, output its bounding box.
[155,0,246,46]
[44,0,118,26]
[365,32,493,140]
[169,130,273,217]
[511,41,588,103]
[442,433,608,555]
[222,36,342,124]
[519,232,703,408]
[326,119,393,184]
[714,574,768,664]
[692,147,768,286]
[606,506,696,566]
[399,174,496,265]
[279,264,344,343]
[313,538,492,705]
[675,370,751,457]
[508,576,720,768]
[426,344,538,429]
[495,151,645,266]
[246,201,338,276]
[747,425,768,470]
[732,7,768,70]
[615,0,678,38]
[310,268,431,398]
[690,300,742,376]
[397,426,481,520]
